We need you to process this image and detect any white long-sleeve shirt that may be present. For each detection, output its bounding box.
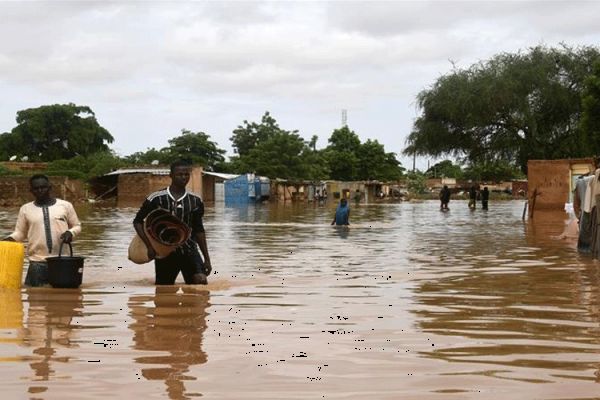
[9,199,82,262]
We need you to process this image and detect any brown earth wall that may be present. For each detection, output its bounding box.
[116,166,203,205]
[0,176,85,206]
[527,158,594,211]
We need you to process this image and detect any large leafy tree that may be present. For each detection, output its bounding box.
[425,160,463,179]
[326,126,404,181]
[123,147,170,165]
[228,112,328,180]
[325,126,361,180]
[356,139,404,181]
[580,61,600,153]
[241,131,309,180]
[404,45,600,173]
[230,112,281,157]
[0,103,113,161]
[122,130,226,171]
[163,129,225,170]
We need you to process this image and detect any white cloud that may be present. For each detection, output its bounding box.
[0,0,599,171]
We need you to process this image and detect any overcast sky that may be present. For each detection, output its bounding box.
[1,1,600,170]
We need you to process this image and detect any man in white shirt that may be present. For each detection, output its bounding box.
[3,174,81,286]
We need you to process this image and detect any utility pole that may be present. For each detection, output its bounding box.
[341,109,347,127]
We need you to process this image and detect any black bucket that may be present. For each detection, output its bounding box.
[46,242,85,288]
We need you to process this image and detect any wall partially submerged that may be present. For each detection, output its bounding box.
[527,158,595,211]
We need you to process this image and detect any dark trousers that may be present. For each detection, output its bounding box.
[154,247,205,285]
[24,261,49,287]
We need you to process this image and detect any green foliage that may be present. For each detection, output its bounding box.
[164,129,226,170]
[227,112,330,180]
[230,112,282,157]
[0,103,113,162]
[405,45,600,173]
[406,171,428,194]
[580,61,600,153]
[122,130,226,170]
[46,151,124,180]
[123,148,170,165]
[242,131,309,180]
[326,126,404,181]
[463,160,526,182]
[425,160,463,179]
[0,164,22,176]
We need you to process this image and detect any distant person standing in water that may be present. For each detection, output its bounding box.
[439,185,451,210]
[353,189,362,205]
[468,185,478,209]
[331,198,350,226]
[481,187,490,210]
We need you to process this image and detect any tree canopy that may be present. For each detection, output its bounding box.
[225,112,328,180]
[404,45,600,173]
[325,126,404,181]
[580,61,600,152]
[123,129,226,171]
[0,103,114,162]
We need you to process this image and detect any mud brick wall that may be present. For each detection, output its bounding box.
[527,158,594,211]
[117,174,171,204]
[0,176,84,206]
[117,167,203,205]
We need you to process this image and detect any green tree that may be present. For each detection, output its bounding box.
[46,151,124,180]
[406,171,428,195]
[0,103,113,161]
[326,126,361,180]
[404,45,600,173]
[230,112,282,157]
[463,160,525,182]
[123,148,170,165]
[425,160,463,179]
[241,131,310,180]
[163,129,226,170]
[580,61,600,153]
[356,139,404,181]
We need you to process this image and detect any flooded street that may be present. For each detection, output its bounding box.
[1,200,599,399]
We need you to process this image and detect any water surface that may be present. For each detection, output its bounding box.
[1,200,598,399]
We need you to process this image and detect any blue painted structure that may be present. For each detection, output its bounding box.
[225,174,270,205]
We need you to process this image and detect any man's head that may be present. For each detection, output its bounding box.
[29,174,52,202]
[340,198,347,206]
[169,160,192,189]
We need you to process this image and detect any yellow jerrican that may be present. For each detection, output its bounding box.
[0,241,25,289]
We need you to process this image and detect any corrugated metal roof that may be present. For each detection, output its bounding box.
[202,171,238,180]
[104,168,170,176]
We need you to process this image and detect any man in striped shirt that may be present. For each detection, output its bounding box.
[133,160,212,285]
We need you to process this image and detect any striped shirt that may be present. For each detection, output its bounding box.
[133,187,205,254]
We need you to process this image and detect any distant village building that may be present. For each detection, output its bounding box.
[100,166,202,205]
[202,171,238,203]
[527,158,595,212]
[224,173,270,205]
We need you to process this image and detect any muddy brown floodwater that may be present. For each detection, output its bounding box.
[0,200,599,399]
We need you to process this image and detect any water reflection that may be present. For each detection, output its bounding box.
[412,209,600,382]
[2,201,600,397]
[0,289,23,333]
[128,287,209,399]
[22,288,83,395]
